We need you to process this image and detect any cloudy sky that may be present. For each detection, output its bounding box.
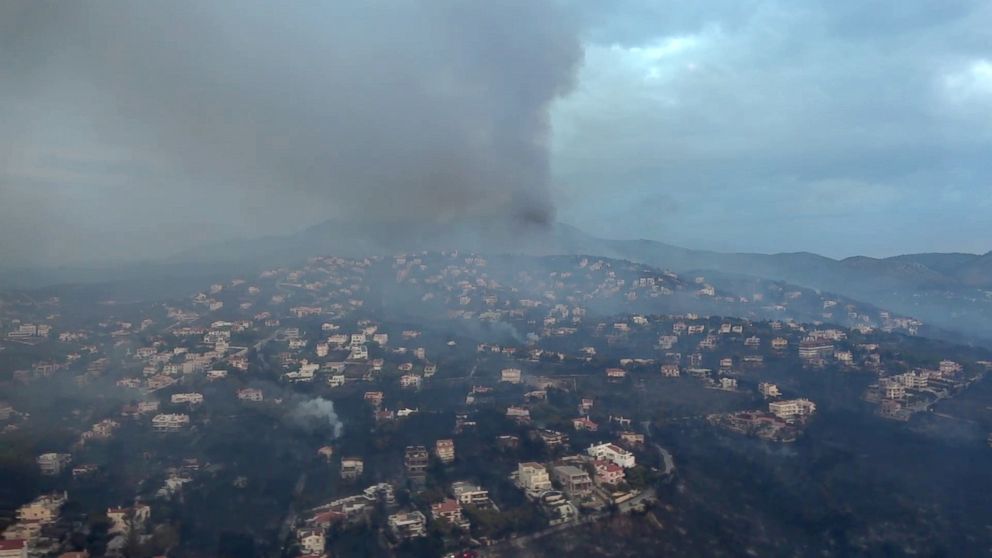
[1,0,990,265]
[554,0,992,256]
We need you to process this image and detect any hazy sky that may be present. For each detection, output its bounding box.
[1,0,990,265]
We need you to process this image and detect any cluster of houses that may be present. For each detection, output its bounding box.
[865,360,979,421]
[2,492,67,555]
[2,249,988,557]
[709,398,818,443]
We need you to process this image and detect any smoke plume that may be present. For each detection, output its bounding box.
[289,397,344,438]
[0,1,582,261]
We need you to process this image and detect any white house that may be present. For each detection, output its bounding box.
[586,442,636,468]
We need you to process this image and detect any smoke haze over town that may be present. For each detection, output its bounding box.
[2,1,992,265]
[2,3,992,558]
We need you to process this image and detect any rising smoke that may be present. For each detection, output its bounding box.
[288,397,344,439]
[0,1,583,263]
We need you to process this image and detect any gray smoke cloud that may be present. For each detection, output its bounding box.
[0,1,582,264]
[289,397,344,438]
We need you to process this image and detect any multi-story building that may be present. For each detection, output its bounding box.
[297,528,325,556]
[451,482,491,507]
[939,360,962,375]
[768,399,817,421]
[506,406,531,422]
[388,511,427,540]
[593,460,625,486]
[341,457,364,480]
[237,388,263,402]
[399,374,422,389]
[586,443,636,468]
[152,413,190,432]
[137,400,160,414]
[518,462,552,493]
[758,382,782,398]
[430,499,468,529]
[606,368,627,380]
[434,439,455,464]
[500,368,522,384]
[883,382,906,400]
[536,429,568,448]
[404,446,429,475]
[552,465,594,498]
[572,416,598,431]
[798,339,833,360]
[16,492,67,524]
[170,393,204,405]
[37,453,72,476]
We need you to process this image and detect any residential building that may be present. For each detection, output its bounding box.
[37,453,72,476]
[798,338,833,360]
[388,511,427,540]
[834,350,854,364]
[518,462,552,493]
[16,492,66,524]
[579,398,594,413]
[404,446,429,475]
[618,431,645,446]
[341,457,364,480]
[435,439,455,464]
[0,540,27,558]
[884,383,906,400]
[506,406,531,422]
[297,529,325,556]
[536,429,568,448]
[587,443,636,468]
[237,388,263,402]
[170,393,204,405]
[399,374,422,389]
[500,368,522,383]
[940,360,962,375]
[451,482,491,507]
[107,504,150,535]
[606,367,627,379]
[430,499,469,529]
[758,382,781,398]
[152,413,190,432]
[552,465,594,498]
[572,416,598,432]
[768,399,817,421]
[593,460,625,486]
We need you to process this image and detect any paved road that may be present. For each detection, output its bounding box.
[277,472,308,555]
[480,487,657,557]
[478,514,603,557]
[655,444,676,475]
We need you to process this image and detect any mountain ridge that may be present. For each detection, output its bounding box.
[1,219,989,342]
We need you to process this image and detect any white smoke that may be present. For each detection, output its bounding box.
[289,397,344,438]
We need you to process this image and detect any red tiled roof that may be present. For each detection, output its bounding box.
[432,499,460,513]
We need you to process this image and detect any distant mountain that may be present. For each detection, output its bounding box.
[551,226,992,344]
[1,219,989,343]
